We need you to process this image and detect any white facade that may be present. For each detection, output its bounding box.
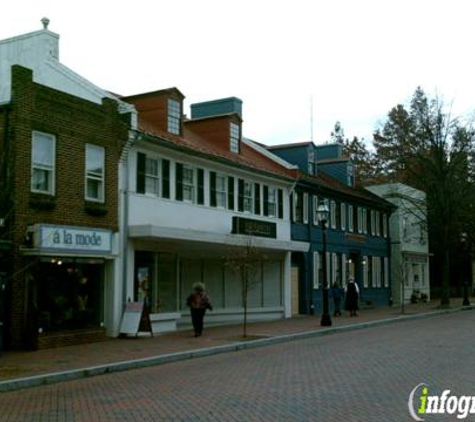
[367,183,430,304]
[119,136,308,334]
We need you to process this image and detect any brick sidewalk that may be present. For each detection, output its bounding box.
[0,299,471,390]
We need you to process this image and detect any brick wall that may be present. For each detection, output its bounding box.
[6,65,129,349]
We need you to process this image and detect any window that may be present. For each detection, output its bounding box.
[230,122,240,153]
[293,192,304,223]
[182,165,195,202]
[210,172,227,208]
[330,200,337,229]
[168,99,181,135]
[313,196,319,225]
[362,208,368,234]
[303,193,309,224]
[85,144,105,202]
[348,205,354,232]
[238,179,254,213]
[313,251,320,289]
[31,131,55,195]
[340,203,346,230]
[264,186,277,217]
[176,163,204,204]
[145,157,160,196]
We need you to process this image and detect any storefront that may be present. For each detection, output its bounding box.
[24,224,117,348]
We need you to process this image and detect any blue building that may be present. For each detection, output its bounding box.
[268,142,395,316]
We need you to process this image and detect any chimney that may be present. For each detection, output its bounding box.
[190,97,242,120]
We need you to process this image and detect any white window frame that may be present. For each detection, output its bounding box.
[313,196,319,225]
[182,164,195,203]
[145,156,160,196]
[230,122,240,153]
[167,99,181,135]
[303,193,309,224]
[340,202,346,230]
[243,180,253,213]
[215,174,227,208]
[363,255,369,288]
[348,205,354,232]
[330,200,336,229]
[362,208,368,234]
[31,131,56,195]
[267,186,277,218]
[85,144,105,203]
[357,207,363,234]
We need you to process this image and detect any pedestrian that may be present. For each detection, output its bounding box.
[186,282,213,337]
[330,282,344,316]
[345,278,359,317]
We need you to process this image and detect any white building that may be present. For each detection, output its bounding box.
[367,183,430,304]
[118,90,309,334]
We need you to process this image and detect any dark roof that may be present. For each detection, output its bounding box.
[299,171,395,210]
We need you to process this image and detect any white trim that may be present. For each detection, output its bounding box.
[243,138,299,170]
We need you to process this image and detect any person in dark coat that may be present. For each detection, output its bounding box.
[330,282,344,316]
[345,278,359,317]
[186,282,212,337]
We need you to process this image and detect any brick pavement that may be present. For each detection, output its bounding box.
[0,299,471,392]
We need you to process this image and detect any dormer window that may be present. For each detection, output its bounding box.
[168,99,181,135]
[230,122,240,153]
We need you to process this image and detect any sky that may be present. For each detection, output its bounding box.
[2,0,475,146]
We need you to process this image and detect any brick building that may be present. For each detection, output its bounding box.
[0,23,133,349]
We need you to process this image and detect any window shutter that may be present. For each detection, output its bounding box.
[303,193,309,224]
[162,159,170,198]
[197,168,204,205]
[278,189,283,219]
[228,177,235,210]
[238,179,244,212]
[175,163,183,201]
[263,185,269,216]
[136,152,146,194]
[254,184,261,215]
[210,171,217,207]
[313,251,319,289]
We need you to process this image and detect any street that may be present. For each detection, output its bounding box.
[1,310,474,421]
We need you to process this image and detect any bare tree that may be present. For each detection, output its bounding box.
[224,237,267,338]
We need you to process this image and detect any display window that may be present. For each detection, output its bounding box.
[33,258,104,332]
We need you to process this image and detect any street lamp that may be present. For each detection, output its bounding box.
[317,202,332,326]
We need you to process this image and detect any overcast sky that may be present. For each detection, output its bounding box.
[2,0,475,146]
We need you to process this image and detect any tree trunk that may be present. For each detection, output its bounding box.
[440,248,450,307]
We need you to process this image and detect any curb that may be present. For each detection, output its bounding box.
[0,306,472,393]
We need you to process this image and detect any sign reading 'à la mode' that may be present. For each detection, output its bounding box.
[37,225,112,253]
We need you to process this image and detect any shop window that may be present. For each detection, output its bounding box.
[35,258,104,332]
[85,144,105,202]
[135,251,177,313]
[31,131,55,195]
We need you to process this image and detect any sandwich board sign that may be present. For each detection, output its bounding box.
[119,301,153,337]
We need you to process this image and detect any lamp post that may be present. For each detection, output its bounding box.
[317,202,332,326]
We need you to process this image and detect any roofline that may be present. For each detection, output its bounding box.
[267,141,314,150]
[133,130,296,183]
[243,138,299,171]
[121,87,185,101]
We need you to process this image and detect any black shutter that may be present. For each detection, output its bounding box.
[278,189,284,219]
[136,152,146,194]
[176,163,183,201]
[197,168,204,205]
[254,184,261,215]
[162,159,170,199]
[227,177,234,210]
[210,171,217,207]
[263,185,269,216]
[238,179,244,212]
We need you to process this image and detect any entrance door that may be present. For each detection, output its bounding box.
[291,267,300,315]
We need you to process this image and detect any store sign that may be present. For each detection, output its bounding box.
[37,225,112,254]
[232,217,277,239]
